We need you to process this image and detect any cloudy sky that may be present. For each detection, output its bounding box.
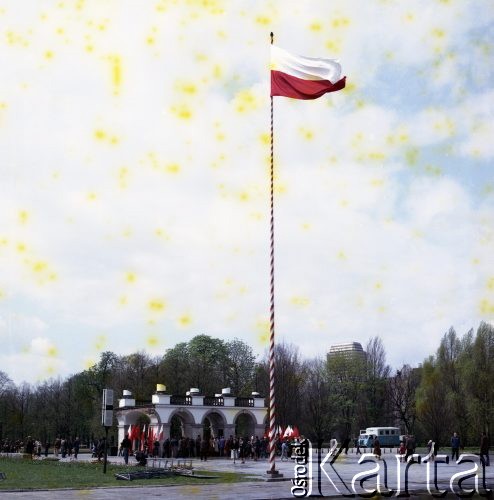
[1,0,493,384]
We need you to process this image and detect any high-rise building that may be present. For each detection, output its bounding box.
[328,341,366,359]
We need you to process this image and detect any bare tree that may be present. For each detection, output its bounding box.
[388,364,421,434]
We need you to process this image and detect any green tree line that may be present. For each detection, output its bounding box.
[0,323,492,448]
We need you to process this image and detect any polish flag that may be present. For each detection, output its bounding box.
[270,45,346,100]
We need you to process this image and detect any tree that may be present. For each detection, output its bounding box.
[388,364,420,434]
[365,337,391,425]
[160,342,190,394]
[224,338,256,396]
[301,358,331,441]
[416,358,451,446]
[326,351,367,441]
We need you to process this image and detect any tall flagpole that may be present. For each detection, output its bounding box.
[267,31,281,477]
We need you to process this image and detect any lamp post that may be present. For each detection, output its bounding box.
[101,389,114,474]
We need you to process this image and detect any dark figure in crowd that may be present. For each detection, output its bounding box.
[373,438,381,460]
[200,436,209,461]
[480,433,490,467]
[162,438,171,458]
[405,435,415,461]
[44,441,50,457]
[451,432,460,461]
[73,437,80,459]
[120,434,131,465]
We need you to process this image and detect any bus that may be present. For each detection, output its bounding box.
[358,427,401,448]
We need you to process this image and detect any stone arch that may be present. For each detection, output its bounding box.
[201,410,228,439]
[119,408,161,428]
[234,410,258,438]
[168,408,196,439]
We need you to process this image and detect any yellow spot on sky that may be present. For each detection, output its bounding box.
[171,103,193,120]
[176,82,197,95]
[17,242,27,253]
[425,164,442,176]
[84,358,96,369]
[291,296,310,307]
[432,28,445,38]
[44,50,54,60]
[178,314,192,327]
[86,192,97,201]
[255,15,271,25]
[118,167,130,188]
[148,299,166,312]
[119,295,128,306]
[479,299,494,314]
[147,335,160,347]
[146,36,155,45]
[94,129,106,141]
[337,250,347,260]
[125,272,136,283]
[299,127,314,141]
[301,222,311,231]
[233,90,258,113]
[94,335,107,350]
[325,38,342,55]
[0,290,5,300]
[33,261,47,273]
[374,282,383,290]
[107,55,122,95]
[238,191,249,202]
[371,178,384,187]
[487,277,494,291]
[166,163,181,174]
[368,151,386,161]
[47,346,58,357]
[259,133,270,145]
[309,21,323,31]
[45,365,56,376]
[331,17,350,28]
[18,210,29,224]
[155,228,170,240]
[405,147,419,166]
[213,64,222,79]
[255,319,270,344]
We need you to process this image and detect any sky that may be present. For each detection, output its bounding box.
[0,0,493,384]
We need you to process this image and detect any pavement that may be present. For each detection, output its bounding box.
[1,449,493,498]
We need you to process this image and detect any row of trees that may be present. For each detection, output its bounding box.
[0,323,492,447]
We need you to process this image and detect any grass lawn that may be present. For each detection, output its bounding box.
[0,457,254,490]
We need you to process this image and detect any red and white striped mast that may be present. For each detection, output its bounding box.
[267,31,282,478]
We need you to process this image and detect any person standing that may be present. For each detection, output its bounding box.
[405,435,415,461]
[451,432,460,462]
[120,434,131,465]
[281,440,288,461]
[480,433,490,467]
[373,438,381,460]
[73,437,80,459]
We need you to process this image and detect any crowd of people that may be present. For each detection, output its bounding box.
[118,434,300,465]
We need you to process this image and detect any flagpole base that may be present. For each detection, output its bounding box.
[265,469,284,481]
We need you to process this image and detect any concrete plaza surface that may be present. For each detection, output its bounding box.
[1,451,493,499]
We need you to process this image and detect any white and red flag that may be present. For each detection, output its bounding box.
[270,45,346,100]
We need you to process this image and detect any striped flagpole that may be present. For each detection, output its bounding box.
[267,31,279,476]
